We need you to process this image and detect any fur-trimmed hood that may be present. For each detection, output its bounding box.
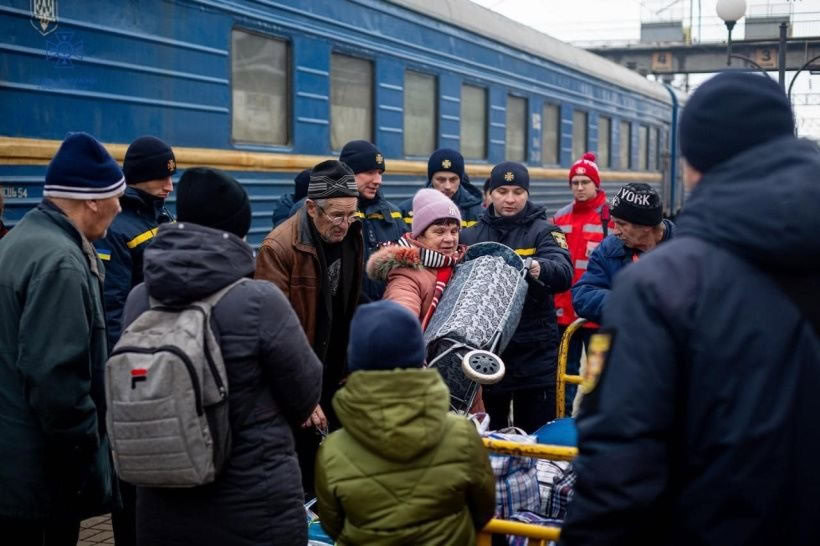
[366,244,423,281]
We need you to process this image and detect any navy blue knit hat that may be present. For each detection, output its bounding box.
[428,148,465,184]
[44,132,125,200]
[679,72,794,173]
[293,169,311,202]
[488,161,529,192]
[339,140,386,174]
[123,136,176,185]
[347,300,426,372]
[176,168,251,238]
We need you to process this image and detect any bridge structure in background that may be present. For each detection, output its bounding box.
[587,35,820,79]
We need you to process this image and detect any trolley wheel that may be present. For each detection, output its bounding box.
[462,350,505,385]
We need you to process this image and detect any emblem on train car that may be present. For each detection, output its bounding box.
[581,331,614,394]
[31,0,58,36]
[504,171,514,182]
[441,159,452,169]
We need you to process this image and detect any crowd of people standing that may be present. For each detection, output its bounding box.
[0,71,818,546]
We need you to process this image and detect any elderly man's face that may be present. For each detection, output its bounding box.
[86,193,123,241]
[611,217,652,249]
[307,197,359,243]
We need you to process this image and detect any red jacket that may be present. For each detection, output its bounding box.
[551,191,612,327]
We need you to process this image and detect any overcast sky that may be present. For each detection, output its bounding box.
[468,0,820,138]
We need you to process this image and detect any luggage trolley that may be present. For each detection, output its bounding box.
[424,242,531,413]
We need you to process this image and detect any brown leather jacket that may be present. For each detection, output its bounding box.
[255,208,363,361]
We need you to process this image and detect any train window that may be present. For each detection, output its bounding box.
[638,125,649,170]
[331,53,373,150]
[619,120,631,169]
[542,103,559,165]
[505,95,527,161]
[572,110,588,161]
[598,116,611,168]
[648,126,658,171]
[404,71,436,157]
[231,29,290,146]
[460,84,487,159]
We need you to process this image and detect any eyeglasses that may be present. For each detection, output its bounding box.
[570,179,594,187]
[316,204,359,226]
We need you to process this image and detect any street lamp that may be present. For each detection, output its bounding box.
[716,0,747,67]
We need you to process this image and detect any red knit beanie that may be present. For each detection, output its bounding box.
[568,152,601,188]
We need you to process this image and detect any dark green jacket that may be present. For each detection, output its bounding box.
[315,369,495,545]
[0,201,113,521]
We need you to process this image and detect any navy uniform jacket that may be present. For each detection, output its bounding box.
[460,202,572,390]
[398,174,485,229]
[571,219,675,323]
[94,186,172,350]
[291,193,407,301]
[561,137,820,546]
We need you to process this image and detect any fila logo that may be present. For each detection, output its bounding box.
[618,189,651,206]
[131,368,148,389]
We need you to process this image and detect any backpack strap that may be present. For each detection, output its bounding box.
[770,272,820,337]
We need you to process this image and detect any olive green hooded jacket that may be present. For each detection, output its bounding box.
[315,369,495,545]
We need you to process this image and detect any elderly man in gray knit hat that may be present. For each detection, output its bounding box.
[256,159,364,498]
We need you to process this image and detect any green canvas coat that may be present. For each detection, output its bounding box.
[315,369,495,545]
[0,202,113,521]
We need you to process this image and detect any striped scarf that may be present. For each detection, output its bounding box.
[394,235,460,330]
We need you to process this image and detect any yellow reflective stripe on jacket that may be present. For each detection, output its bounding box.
[97,252,111,261]
[357,211,403,221]
[390,211,402,219]
[354,211,366,219]
[462,220,478,228]
[403,217,413,225]
[126,227,158,249]
[515,247,537,257]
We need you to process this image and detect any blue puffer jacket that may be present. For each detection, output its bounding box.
[570,219,675,323]
[460,202,573,390]
[271,192,296,228]
[291,193,408,301]
[398,174,485,229]
[93,186,173,351]
[561,136,820,546]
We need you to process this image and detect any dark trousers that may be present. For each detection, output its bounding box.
[0,516,80,546]
[558,325,594,416]
[484,387,556,434]
[111,479,136,546]
[295,387,342,500]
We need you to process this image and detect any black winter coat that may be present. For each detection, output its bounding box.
[460,202,572,390]
[123,222,322,546]
[94,186,172,350]
[562,137,820,546]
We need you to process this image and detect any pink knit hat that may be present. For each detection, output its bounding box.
[411,188,462,237]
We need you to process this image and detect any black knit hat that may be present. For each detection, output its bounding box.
[488,161,529,192]
[679,72,794,173]
[293,169,311,202]
[308,160,359,200]
[610,183,662,226]
[123,136,176,184]
[339,140,385,174]
[427,148,464,183]
[176,168,251,238]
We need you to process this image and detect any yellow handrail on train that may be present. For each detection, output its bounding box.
[555,317,587,418]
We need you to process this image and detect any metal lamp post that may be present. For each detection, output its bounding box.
[716,0,747,66]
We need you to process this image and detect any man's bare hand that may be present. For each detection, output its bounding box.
[301,404,328,431]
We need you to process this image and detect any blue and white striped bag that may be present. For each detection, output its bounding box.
[486,427,541,518]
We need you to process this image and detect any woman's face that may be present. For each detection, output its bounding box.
[416,220,460,255]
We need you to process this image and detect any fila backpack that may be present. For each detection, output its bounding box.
[105,279,246,487]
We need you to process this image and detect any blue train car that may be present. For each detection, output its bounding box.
[0,0,683,246]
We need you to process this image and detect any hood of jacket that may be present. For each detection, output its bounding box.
[366,244,423,281]
[677,136,820,272]
[332,369,450,462]
[479,200,546,230]
[142,222,255,304]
